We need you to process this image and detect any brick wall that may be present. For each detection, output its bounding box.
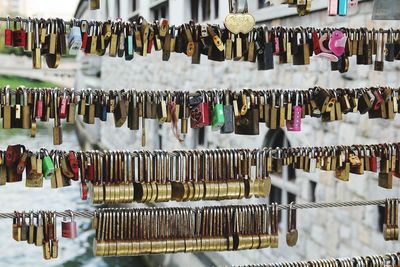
[75,1,400,265]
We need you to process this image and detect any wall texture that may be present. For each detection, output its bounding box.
[75,1,400,266]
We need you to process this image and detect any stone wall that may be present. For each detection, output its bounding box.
[75,1,400,266]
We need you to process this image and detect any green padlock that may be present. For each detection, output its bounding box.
[211,92,225,131]
[41,149,55,179]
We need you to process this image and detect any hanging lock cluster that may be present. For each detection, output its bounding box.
[1,143,400,201]
[12,211,78,260]
[2,86,400,145]
[2,16,399,71]
[1,147,271,203]
[92,205,280,256]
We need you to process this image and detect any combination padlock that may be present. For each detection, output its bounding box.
[287,92,302,131]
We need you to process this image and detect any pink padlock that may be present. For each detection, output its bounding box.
[287,93,302,132]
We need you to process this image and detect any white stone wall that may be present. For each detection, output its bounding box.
[75,1,400,266]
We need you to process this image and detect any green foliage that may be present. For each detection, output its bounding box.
[0,75,57,88]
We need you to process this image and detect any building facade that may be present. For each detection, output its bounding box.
[74,0,400,266]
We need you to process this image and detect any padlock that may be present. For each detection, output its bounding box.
[61,212,78,239]
[41,149,55,179]
[190,92,210,129]
[13,17,26,47]
[80,181,88,200]
[3,87,12,129]
[32,19,42,69]
[287,92,302,131]
[4,17,13,46]
[12,212,22,241]
[221,91,235,134]
[35,91,44,119]
[372,89,384,110]
[211,92,225,131]
[59,91,69,119]
[80,20,89,50]
[6,145,22,167]
[68,151,79,180]
[68,21,82,55]
[83,92,95,124]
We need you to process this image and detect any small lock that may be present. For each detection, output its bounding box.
[190,92,210,129]
[220,91,234,134]
[61,212,78,239]
[13,17,27,47]
[41,149,55,179]
[4,16,13,47]
[287,92,302,131]
[68,22,82,55]
[59,92,69,119]
[211,92,225,131]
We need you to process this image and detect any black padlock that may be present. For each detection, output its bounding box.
[221,91,234,134]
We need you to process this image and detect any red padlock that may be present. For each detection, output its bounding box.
[59,92,69,119]
[80,20,88,50]
[147,32,154,53]
[312,31,321,55]
[190,93,210,128]
[4,17,13,46]
[61,211,78,239]
[85,158,94,182]
[6,145,22,167]
[68,151,79,180]
[80,181,88,200]
[12,18,26,47]
[273,36,280,55]
[369,151,378,172]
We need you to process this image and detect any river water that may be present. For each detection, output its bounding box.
[0,124,146,267]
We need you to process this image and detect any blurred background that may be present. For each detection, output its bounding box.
[0,0,399,266]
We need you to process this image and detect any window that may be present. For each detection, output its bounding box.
[258,0,271,8]
[202,0,211,21]
[116,0,121,17]
[192,0,219,22]
[287,192,296,204]
[214,0,219,18]
[132,0,137,12]
[151,1,168,20]
[378,206,385,232]
[263,128,296,180]
[198,127,205,146]
[191,0,199,21]
[309,181,317,202]
[105,0,110,17]
[270,185,282,203]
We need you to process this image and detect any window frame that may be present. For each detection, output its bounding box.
[253,0,368,23]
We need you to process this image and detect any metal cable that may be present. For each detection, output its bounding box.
[0,16,396,34]
[1,86,399,97]
[236,253,399,267]
[2,198,397,219]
